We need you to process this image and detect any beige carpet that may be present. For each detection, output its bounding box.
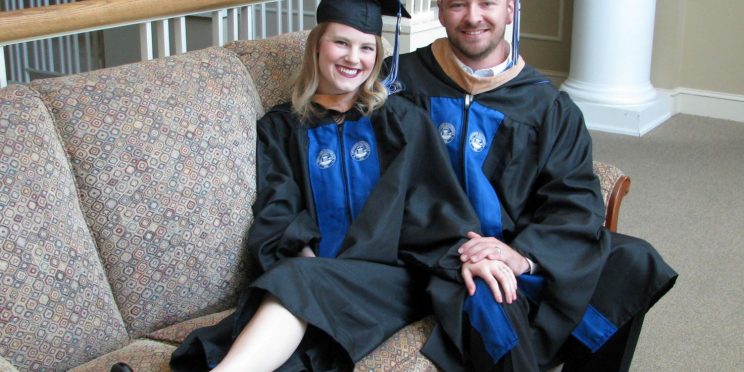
[590,114,744,371]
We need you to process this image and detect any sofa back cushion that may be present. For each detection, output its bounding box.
[29,47,261,338]
[225,30,393,112]
[225,30,309,111]
[0,85,128,370]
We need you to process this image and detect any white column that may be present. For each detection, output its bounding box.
[561,0,672,136]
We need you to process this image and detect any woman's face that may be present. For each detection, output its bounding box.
[316,22,377,97]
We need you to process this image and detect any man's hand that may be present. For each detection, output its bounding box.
[298,246,316,258]
[459,232,530,275]
[461,258,518,304]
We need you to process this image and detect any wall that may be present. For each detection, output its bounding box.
[653,0,744,95]
[519,0,573,86]
[520,0,744,123]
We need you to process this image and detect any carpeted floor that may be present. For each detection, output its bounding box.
[590,114,744,371]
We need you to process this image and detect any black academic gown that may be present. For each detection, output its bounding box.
[170,95,482,371]
[390,41,678,370]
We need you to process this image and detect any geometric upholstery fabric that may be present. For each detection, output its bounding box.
[29,47,261,338]
[147,308,233,344]
[225,30,392,113]
[225,31,309,111]
[593,160,625,208]
[0,85,128,370]
[354,316,438,372]
[68,339,175,372]
[0,355,19,372]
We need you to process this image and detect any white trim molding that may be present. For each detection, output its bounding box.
[665,88,744,124]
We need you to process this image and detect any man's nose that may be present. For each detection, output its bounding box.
[463,3,482,25]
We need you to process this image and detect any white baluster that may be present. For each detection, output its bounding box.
[174,17,187,54]
[287,0,293,33]
[239,6,253,40]
[155,19,170,58]
[72,34,81,73]
[260,4,267,39]
[228,8,239,42]
[212,10,225,46]
[275,1,282,35]
[84,32,92,71]
[297,0,303,30]
[140,22,154,60]
[1,46,7,87]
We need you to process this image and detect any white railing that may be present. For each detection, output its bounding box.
[1,0,93,84]
[0,0,322,87]
[1,0,441,88]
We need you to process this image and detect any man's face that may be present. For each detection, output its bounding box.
[438,0,514,68]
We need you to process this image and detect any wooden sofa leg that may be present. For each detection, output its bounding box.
[605,175,631,233]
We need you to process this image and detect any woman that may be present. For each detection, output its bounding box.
[169,1,511,371]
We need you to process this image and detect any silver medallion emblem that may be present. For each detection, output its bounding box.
[316,149,336,169]
[350,141,371,161]
[439,122,456,144]
[469,131,487,152]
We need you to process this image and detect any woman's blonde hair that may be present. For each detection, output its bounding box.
[291,23,388,122]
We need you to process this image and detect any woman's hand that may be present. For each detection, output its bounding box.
[461,258,518,304]
[459,232,530,275]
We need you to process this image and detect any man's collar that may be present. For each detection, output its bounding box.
[454,46,513,78]
[431,38,525,95]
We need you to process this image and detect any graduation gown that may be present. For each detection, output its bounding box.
[392,39,678,370]
[170,95,482,371]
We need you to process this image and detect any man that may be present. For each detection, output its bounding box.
[390,1,678,371]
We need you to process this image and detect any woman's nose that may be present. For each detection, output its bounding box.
[344,47,360,64]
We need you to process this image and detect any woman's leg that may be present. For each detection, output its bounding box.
[213,294,307,372]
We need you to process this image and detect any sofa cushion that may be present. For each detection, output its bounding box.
[29,47,261,338]
[225,30,309,111]
[354,316,438,372]
[225,30,392,112]
[0,355,19,372]
[593,160,625,208]
[0,85,128,370]
[147,308,233,344]
[68,339,175,372]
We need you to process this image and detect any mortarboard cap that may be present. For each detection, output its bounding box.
[316,0,411,36]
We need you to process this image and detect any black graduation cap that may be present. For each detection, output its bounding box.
[316,0,411,36]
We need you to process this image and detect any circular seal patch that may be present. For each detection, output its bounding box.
[350,141,371,161]
[439,122,456,143]
[316,149,336,169]
[469,131,487,152]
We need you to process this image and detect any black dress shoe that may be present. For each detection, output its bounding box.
[110,362,134,372]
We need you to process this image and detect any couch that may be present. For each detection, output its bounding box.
[0,30,630,371]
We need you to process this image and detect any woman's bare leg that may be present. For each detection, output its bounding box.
[212,294,307,372]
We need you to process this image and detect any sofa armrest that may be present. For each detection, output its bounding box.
[592,161,631,233]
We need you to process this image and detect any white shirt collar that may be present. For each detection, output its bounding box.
[455,47,513,78]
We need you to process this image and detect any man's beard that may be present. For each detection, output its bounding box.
[447,28,505,64]
[451,40,499,62]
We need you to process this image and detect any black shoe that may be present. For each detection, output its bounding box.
[110,362,134,372]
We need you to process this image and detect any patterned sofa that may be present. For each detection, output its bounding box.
[0,30,630,371]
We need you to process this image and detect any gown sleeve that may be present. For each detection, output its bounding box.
[507,92,609,319]
[246,111,320,272]
[387,99,481,282]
